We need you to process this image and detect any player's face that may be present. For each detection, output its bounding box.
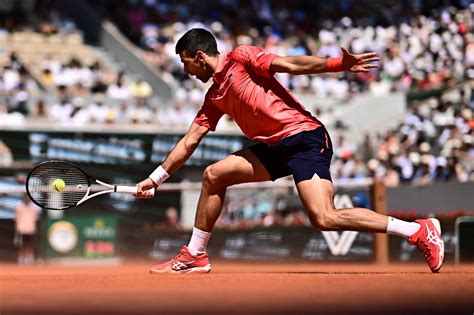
[179,51,213,83]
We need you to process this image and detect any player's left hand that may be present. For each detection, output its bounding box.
[341,47,380,73]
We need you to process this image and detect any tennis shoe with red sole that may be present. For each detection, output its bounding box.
[149,246,211,274]
[408,218,444,273]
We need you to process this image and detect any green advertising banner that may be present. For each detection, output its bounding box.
[44,215,118,259]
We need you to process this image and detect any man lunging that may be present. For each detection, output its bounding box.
[136,28,444,274]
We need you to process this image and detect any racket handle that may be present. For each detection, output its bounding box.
[115,185,155,197]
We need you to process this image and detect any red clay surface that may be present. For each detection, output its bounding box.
[0,261,473,315]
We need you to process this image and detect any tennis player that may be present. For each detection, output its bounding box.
[136,28,444,273]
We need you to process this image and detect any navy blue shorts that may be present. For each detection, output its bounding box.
[249,127,333,183]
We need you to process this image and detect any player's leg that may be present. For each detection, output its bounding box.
[150,147,272,274]
[290,127,443,272]
[296,175,444,272]
[288,128,391,232]
[296,175,389,232]
[194,147,272,232]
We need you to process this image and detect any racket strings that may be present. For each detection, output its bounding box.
[27,163,89,209]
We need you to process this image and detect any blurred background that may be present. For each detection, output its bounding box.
[0,0,472,266]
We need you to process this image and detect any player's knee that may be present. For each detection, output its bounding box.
[202,165,224,188]
[308,211,337,231]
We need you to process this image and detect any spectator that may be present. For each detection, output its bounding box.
[70,96,91,126]
[49,96,73,123]
[89,93,117,124]
[14,193,40,265]
[90,1,472,102]
[107,74,131,101]
[126,98,152,124]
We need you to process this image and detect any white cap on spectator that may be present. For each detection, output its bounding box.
[400,23,412,35]
[72,97,85,107]
[462,134,472,145]
[175,88,187,103]
[427,98,438,109]
[409,152,421,165]
[341,17,352,28]
[319,29,336,44]
[211,21,223,33]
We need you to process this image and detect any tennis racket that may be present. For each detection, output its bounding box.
[26,160,154,210]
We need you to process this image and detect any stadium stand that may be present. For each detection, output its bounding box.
[0,0,472,186]
[90,0,472,95]
[73,0,474,185]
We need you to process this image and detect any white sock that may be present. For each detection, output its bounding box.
[187,227,211,256]
[386,217,421,239]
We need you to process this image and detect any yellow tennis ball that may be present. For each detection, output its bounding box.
[52,178,66,192]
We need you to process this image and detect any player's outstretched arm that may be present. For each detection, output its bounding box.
[135,123,209,198]
[269,47,380,75]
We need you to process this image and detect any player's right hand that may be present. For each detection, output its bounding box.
[135,177,158,199]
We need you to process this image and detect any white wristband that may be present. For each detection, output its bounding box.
[149,165,170,186]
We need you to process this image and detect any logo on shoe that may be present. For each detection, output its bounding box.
[425,223,444,250]
[425,223,444,267]
[171,260,195,271]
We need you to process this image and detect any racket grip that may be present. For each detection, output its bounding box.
[115,185,155,197]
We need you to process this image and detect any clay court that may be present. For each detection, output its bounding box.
[1,262,473,315]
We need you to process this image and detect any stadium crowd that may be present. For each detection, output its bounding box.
[331,88,473,186]
[93,0,473,99]
[0,0,473,188]
[0,0,192,127]
[88,0,474,187]
[0,48,199,127]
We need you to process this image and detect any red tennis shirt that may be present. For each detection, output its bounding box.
[193,45,322,145]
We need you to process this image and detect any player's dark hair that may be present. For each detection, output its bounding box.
[175,28,219,57]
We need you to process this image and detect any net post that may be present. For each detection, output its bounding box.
[371,180,389,264]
